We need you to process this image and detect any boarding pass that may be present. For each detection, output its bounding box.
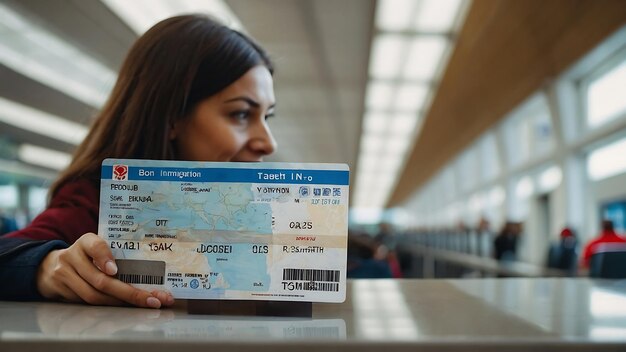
[98,159,349,302]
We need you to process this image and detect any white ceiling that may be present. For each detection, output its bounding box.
[0,0,374,183]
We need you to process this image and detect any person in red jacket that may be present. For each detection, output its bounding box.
[582,220,626,268]
[0,14,276,308]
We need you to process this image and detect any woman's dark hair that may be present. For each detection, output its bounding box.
[50,14,273,197]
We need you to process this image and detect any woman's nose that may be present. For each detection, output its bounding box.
[249,120,277,156]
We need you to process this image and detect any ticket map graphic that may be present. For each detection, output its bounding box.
[98,159,349,302]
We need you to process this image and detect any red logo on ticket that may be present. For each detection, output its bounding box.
[113,165,128,180]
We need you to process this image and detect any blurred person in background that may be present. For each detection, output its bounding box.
[582,220,626,268]
[374,222,396,250]
[347,230,393,279]
[374,222,403,277]
[476,217,491,257]
[547,227,578,275]
[493,221,522,261]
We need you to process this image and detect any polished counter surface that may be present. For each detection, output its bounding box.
[1,278,626,351]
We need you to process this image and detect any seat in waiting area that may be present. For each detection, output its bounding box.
[589,243,626,279]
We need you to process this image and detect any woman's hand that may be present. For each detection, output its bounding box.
[36,233,174,308]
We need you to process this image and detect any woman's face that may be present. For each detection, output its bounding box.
[171,65,277,162]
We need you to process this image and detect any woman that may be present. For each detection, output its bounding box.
[0,14,277,308]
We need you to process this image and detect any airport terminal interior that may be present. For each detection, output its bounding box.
[1,0,626,350]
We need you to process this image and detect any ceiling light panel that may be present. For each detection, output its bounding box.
[403,36,449,81]
[101,0,243,34]
[375,0,417,32]
[366,81,395,110]
[389,114,418,136]
[357,154,383,174]
[356,168,378,184]
[0,97,88,145]
[414,0,464,33]
[351,0,470,211]
[395,83,429,112]
[360,134,386,155]
[0,3,116,107]
[379,155,404,172]
[369,34,409,79]
[18,144,72,171]
[369,190,389,206]
[363,112,390,133]
[385,138,411,154]
[376,172,397,187]
[355,179,375,195]
[0,158,57,180]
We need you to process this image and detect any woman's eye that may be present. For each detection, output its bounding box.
[265,112,275,120]
[230,111,250,121]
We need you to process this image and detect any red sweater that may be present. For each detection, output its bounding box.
[6,179,99,243]
[582,230,626,267]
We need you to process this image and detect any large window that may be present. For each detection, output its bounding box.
[587,135,626,181]
[586,54,626,128]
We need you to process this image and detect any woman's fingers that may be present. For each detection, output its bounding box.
[151,290,175,306]
[74,260,162,308]
[78,233,118,276]
[55,282,83,303]
[60,268,124,306]
[72,237,162,308]
[38,249,122,306]
[38,233,172,308]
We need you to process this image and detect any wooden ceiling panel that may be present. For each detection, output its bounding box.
[389,0,626,206]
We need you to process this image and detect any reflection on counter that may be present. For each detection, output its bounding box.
[159,318,345,340]
[590,285,626,340]
[2,279,626,350]
[352,280,418,340]
[0,302,345,341]
[446,278,626,340]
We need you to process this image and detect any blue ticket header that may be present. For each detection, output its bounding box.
[101,159,349,185]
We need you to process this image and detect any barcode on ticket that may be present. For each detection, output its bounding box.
[115,259,165,286]
[282,268,341,282]
[118,273,164,285]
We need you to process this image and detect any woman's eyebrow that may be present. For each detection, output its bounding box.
[224,96,259,107]
[224,96,275,109]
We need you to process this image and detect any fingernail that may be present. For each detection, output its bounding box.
[105,261,118,275]
[147,297,161,308]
